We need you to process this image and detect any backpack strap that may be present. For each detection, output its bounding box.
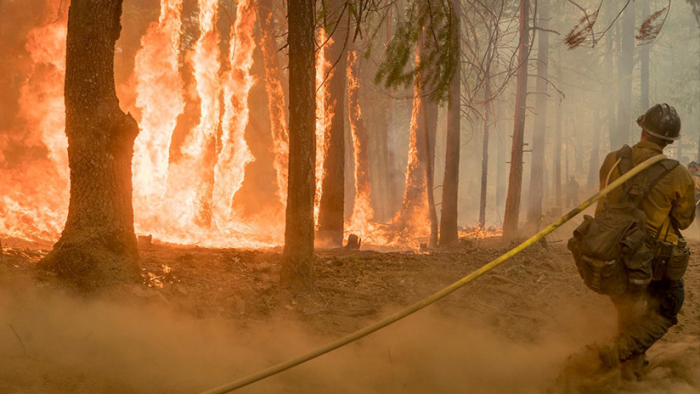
[625,158,679,208]
[617,145,634,176]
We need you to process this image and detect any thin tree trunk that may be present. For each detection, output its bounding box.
[478,67,490,228]
[280,0,316,289]
[527,0,549,226]
[424,92,439,248]
[39,0,140,290]
[496,108,506,212]
[439,0,461,246]
[587,107,600,189]
[617,2,635,146]
[640,0,650,112]
[317,0,348,246]
[605,10,617,151]
[503,0,529,239]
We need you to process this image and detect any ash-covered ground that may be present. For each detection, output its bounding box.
[0,233,698,394]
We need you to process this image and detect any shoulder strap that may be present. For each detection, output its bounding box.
[616,145,634,176]
[625,158,679,207]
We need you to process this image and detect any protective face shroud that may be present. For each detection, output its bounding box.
[637,103,681,141]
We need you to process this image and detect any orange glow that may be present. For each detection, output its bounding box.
[0,0,69,242]
[313,30,332,225]
[260,7,289,206]
[346,50,375,237]
[132,0,185,221]
[213,0,257,223]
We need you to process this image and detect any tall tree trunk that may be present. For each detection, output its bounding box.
[554,95,562,207]
[496,109,506,212]
[587,107,600,189]
[478,67,490,228]
[424,91,439,248]
[527,0,549,226]
[605,10,617,151]
[503,0,529,239]
[617,3,635,146]
[39,0,140,290]
[640,0,650,112]
[317,0,348,246]
[280,0,316,289]
[439,0,461,246]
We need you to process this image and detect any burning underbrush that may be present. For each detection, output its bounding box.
[1,240,698,393]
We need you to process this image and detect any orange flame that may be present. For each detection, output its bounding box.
[346,50,375,237]
[393,55,430,243]
[314,30,332,225]
[172,0,221,226]
[212,0,257,223]
[0,0,69,242]
[132,0,185,220]
[259,5,289,206]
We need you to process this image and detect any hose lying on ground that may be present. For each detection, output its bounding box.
[199,154,666,394]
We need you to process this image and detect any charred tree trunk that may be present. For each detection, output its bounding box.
[617,3,634,146]
[478,68,490,228]
[527,0,549,226]
[280,0,316,289]
[317,0,349,246]
[503,0,529,239]
[438,0,461,246]
[424,92,439,248]
[38,0,140,290]
[496,107,506,212]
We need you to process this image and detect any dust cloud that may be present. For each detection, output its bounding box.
[1,269,697,394]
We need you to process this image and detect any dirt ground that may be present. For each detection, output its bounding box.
[0,231,698,394]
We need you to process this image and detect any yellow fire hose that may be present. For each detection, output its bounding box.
[199,154,665,394]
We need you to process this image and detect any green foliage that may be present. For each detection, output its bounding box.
[374,0,459,104]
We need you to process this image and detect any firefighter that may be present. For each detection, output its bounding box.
[565,175,580,207]
[687,161,700,198]
[594,103,695,380]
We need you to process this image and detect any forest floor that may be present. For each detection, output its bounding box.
[0,228,699,394]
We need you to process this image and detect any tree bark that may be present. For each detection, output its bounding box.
[317,0,349,246]
[280,0,316,289]
[605,10,617,152]
[438,0,461,246]
[527,0,549,226]
[616,3,634,147]
[38,0,140,290]
[502,0,529,239]
[478,68,490,228]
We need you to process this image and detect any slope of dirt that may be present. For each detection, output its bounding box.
[0,236,698,393]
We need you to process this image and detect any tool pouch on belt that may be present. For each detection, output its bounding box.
[653,238,690,281]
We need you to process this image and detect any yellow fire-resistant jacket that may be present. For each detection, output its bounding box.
[596,140,696,244]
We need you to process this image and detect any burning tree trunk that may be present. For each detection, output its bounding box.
[439,0,461,247]
[280,0,316,289]
[258,0,289,207]
[502,0,530,239]
[347,49,374,234]
[526,0,548,227]
[616,3,635,147]
[317,0,349,246]
[39,0,140,289]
